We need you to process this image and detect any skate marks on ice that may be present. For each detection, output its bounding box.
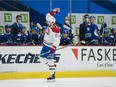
[0,77,116,87]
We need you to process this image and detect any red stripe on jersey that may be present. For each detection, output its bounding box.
[49,11,58,16]
[51,27,60,33]
[49,65,55,67]
[49,11,54,16]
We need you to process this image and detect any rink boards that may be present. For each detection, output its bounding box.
[0,46,116,79]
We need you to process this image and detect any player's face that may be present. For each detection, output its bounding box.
[114,30,116,35]
[90,18,96,24]
[6,28,11,33]
[31,30,36,34]
[42,30,46,34]
[47,22,50,26]
[21,29,25,34]
[62,33,68,38]
[46,21,53,27]
[37,32,40,35]
[104,33,108,37]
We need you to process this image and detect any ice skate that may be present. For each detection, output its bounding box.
[47,74,55,82]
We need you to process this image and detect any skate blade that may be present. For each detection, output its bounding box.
[47,79,55,82]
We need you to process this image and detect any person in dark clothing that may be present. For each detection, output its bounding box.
[2,24,14,45]
[79,14,89,44]
[99,29,110,45]
[40,26,47,44]
[109,28,116,45]
[60,29,71,45]
[15,25,29,45]
[62,16,74,44]
[11,15,22,36]
[85,16,99,45]
[31,27,42,45]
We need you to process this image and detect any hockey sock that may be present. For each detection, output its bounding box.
[49,64,55,76]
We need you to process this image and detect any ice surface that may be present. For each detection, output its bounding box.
[0,77,116,87]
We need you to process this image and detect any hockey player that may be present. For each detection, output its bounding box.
[85,16,99,45]
[62,16,74,44]
[99,29,110,45]
[109,28,116,45]
[15,25,29,45]
[31,26,42,45]
[39,8,60,81]
[100,22,107,35]
[39,26,47,44]
[60,29,71,45]
[2,24,14,45]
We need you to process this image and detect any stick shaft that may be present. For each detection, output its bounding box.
[28,45,70,57]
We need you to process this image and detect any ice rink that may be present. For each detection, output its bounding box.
[0,77,116,87]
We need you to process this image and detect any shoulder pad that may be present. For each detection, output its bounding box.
[17,34,21,36]
[1,33,4,35]
[110,35,114,38]
[100,36,103,38]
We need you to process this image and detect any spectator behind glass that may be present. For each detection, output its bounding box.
[109,28,116,45]
[2,24,14,45]
[15,25,29,45]
[79,14,89,44]
[85,16,99,45]
[60,29,71,45]
[99,29,110,45]
[11,15,22,36]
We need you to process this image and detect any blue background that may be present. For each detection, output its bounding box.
[19,0,116,25]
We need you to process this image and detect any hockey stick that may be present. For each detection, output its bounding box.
[28,44,70,58]
[100,22,107,45]
[86,39,99,45]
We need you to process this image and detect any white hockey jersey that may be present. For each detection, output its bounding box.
[43,10,60,48]
[43,26,60,48]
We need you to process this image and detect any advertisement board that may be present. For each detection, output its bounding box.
[0,46,116,72]
[0,11,29,34]
[70,13,116,36]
